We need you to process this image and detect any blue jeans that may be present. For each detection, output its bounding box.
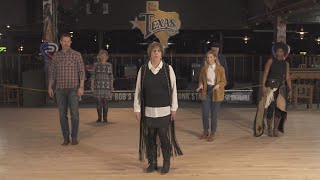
[55,88,79,139]
[202,86,221,133]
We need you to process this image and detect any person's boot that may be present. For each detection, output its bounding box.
[161,143,171,175]
[200,130,209,139]
[61,138,70,146]
[102,107,108,123]
[147,157,158,173]
[71,138,79,145]
[96,107,102,123]
[273,117,281,137]
[161,159,170,175]
[146,142,158,173]
[267,118,273,137]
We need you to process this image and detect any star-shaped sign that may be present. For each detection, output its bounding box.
[130,17,139,29]
[129,1,181,48]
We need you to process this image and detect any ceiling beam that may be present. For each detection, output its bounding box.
[244,0,320,25]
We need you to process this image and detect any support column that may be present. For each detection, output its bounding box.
[98,31,104,50]
[274,16,287,43]
[219,32,224,53]
[42,0,58,105]
[42,0,58,43]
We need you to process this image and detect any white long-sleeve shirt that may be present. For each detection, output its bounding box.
[207,64,216,86]
[133,61,178,118]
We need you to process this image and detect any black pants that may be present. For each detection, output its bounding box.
[147,127,171,162]
[266,101,282,119]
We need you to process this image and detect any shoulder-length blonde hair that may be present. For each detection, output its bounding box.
[205,50,221,66]
[147,42,165,57]
[97,49,109,62]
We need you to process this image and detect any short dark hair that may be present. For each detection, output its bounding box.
[60,33,72,40]
[210,42,220,48]
[274,42,288,54]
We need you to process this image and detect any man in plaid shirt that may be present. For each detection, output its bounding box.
[48,33,85,146]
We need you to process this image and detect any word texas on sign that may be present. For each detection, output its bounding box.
[130,1,181,47]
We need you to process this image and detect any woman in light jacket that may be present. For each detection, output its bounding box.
[196,50,227,142]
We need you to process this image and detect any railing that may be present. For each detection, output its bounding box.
[0,54,44,85]
[1,53,319,105]
[1,53,319,86]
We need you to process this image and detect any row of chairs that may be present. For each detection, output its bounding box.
[293,64,319,109]
[0,84,20,107]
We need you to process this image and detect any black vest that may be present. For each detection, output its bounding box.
[267,58,287,81]
[142,64,171,107]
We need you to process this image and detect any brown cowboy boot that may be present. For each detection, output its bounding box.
[200,130,209,139]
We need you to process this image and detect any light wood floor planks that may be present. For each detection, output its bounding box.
[0,107,319,180]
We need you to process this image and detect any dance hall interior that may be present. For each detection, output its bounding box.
[1,0,320,179]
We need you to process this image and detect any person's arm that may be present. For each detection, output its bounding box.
[196,67,204,92]
[169,65,178,111]
[217,68,227,87]
[262,58,273,97]
[133,67,142,121]
[90,64,96,92]
[48,55,56,97]
[110,64,114,90]
[286,61,292,101]
[168,65,178,121]
[78,54,85,96]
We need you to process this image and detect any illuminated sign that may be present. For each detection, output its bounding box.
[40,42,58,61]
[130,1,181,47]
[0,47,7,52]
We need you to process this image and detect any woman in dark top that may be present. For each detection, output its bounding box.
[133,42,182,174]
[91,50,113,123]
[260,42,292,137]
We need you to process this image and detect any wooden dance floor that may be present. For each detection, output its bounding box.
[0,107,320,180]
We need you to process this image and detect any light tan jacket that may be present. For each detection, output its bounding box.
[198,65,227,102]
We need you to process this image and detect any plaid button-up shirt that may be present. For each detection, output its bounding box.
[49,49,85,89]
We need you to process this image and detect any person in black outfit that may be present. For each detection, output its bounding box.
[261,42,292,137]
[133,42,183,174]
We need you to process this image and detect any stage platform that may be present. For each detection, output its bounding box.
[0,107,319,180]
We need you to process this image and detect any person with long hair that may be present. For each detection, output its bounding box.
[196,50,227,142]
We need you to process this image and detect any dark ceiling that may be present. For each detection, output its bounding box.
[1,0,320,54]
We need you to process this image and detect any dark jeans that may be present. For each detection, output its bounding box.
[202,86,221,133]
[55,88,79,139]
